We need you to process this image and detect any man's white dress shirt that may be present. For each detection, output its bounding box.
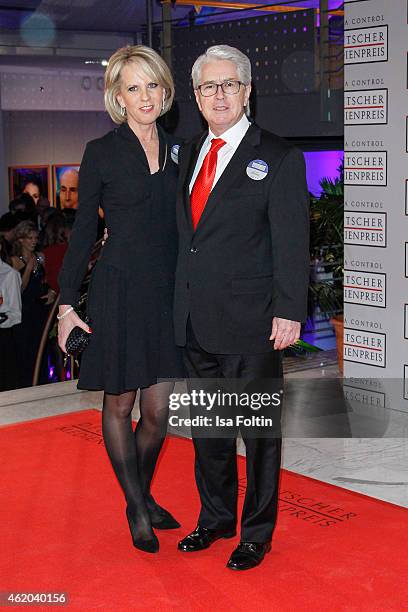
[0,259,22,328]
[189,114,251,194]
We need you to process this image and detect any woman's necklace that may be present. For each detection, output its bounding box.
[139,126,159,152]
[141,134,161,173]
[129,123,167,171]
[140,135,168,172]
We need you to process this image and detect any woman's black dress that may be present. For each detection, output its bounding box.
[58,123,183,394]
[16,256,50,387]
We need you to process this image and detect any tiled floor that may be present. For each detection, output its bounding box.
[2,362,408,508]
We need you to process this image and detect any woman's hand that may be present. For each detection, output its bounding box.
[26,253,36,273]
[58,306,92,354]
[16,253,37,291]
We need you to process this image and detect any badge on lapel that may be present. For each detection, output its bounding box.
[246,159,269,181]
[171,144,180,164]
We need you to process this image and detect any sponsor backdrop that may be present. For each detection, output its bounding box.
[344,0,408,413]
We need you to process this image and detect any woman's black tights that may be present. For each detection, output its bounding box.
[102,381,173,540]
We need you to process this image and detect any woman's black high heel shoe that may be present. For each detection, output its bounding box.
[148,502,181,530]
[126,507,160,553]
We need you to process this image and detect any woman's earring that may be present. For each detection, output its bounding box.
[161,93,166,112]
[120,106,126,117]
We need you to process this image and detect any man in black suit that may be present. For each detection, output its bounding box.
[174,45,309,570]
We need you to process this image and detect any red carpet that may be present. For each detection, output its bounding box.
[1,409,408,611]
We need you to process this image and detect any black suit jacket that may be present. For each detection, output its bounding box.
[173,122,310,354]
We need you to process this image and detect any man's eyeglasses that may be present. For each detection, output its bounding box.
[196,80,244,97]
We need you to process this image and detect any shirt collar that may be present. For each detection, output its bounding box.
[208,114,250,150]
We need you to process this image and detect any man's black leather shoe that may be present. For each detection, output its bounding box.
[178,525,236,552]
[226,541,271,570]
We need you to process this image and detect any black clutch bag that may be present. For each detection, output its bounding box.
[65,315,91,357]
[63,288,92,366]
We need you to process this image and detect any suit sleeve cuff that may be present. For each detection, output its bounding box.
[272,307,307,324]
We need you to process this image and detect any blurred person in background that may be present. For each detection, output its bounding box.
[0,236,22,390]
[36,196,52,233]
[43,213,71,294]
[9,193,38,227]
[11,221,55,387]
[61,208,76,229]
[42,213,71,383]
[0,213,20,263]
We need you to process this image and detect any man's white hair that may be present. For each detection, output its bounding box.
[192,45,252,88]
[191,45,252,116]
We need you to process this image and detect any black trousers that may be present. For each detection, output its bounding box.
[0,325,19,391]
[182,318,283,543]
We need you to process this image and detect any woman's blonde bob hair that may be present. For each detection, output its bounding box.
[12,221,38,257]
[104,45,175,124]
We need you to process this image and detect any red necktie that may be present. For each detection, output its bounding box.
[190,138,226,230]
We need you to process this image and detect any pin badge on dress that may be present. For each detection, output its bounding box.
[246,159,269,181]
[171,144,180,164]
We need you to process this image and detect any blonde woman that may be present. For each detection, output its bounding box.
[58,46,183,553]
[11,221,55,387]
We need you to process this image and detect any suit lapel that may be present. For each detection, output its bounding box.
[194,123,262,233]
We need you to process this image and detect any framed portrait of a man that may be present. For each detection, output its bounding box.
[9,165,50,203]
[53,164,80,209]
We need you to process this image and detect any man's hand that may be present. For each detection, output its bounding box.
[270,317,301,350]
[102,227,108,245]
